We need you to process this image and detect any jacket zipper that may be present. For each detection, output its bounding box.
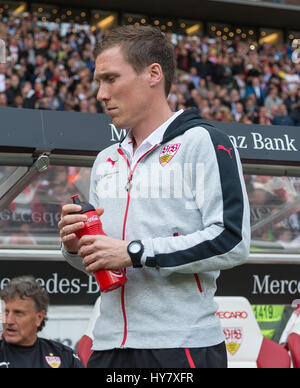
[117,144,159,348]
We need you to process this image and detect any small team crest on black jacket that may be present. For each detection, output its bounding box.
[159,143,181,166]
[45,355,62,368]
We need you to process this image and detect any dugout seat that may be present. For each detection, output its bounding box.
[77,334,93,367]
[279,305,300,368]
[215,297,291,368]
[288,333,300,368]
[287,307,300,368]
[78,297,101,367]
[257,337,291,368]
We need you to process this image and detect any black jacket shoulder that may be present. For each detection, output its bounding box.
[0,338,84,369]
[38,338,85,368]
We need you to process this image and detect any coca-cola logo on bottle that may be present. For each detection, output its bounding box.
[87,215,99,223]
[110,270,124,278]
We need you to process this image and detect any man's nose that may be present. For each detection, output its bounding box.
[96,84,110,102]
[5,312,15,325]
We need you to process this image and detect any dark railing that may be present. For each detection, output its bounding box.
[228,0,300,7]
[259,0,300,5]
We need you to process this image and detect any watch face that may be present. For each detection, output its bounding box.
[130,242,141,254]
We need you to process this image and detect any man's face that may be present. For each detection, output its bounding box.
[94,46,151,130]
[2,296,45,346]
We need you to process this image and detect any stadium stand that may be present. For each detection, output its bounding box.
[0,12,299,125]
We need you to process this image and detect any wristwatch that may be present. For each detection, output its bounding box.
[127,240,144,268]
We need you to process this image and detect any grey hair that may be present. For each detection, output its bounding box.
[0,276,49,332]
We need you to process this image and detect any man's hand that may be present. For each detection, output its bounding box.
[58,204,104,254]
[78,235,132,273]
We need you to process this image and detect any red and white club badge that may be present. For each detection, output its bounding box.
[223,327,243,356]
[45,355,61,368]
[159,143,181,166]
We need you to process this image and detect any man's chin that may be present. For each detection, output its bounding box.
[111,118,127,130]
[4,333,35,346]
[3,333,21,345]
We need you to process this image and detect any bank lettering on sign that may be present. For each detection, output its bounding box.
[1,107,300,165]
[229,133,298,152]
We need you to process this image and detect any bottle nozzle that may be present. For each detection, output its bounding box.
[70,195,95,214]
[71,194,81,205]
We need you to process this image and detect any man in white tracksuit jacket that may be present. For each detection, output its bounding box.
[59,25,251,368]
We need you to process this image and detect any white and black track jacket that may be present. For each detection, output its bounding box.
[63,108,251,350]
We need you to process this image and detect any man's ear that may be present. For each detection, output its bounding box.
[36,310,46,330]
[148,63,164,88]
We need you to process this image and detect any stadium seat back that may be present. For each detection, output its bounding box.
[77,297,101,366]
[215,297,263,368]
[215,297,291,368]
[288,333,300,368]
[77,335,93,367]
[280,306,300,368]
[257,337,291,368]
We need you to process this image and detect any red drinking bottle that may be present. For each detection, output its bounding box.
[71,194,127,293]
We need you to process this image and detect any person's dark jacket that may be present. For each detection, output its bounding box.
[272,113,295,126]
[0,338,84,368]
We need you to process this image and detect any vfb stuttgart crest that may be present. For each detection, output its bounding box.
[223,327,243,356]
[159,143,181,166]
[45,355,61,368]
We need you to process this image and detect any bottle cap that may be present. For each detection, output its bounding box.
[71,195,95,214]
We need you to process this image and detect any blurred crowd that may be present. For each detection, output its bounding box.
[0,13,299,125]
[0,13,300,250]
